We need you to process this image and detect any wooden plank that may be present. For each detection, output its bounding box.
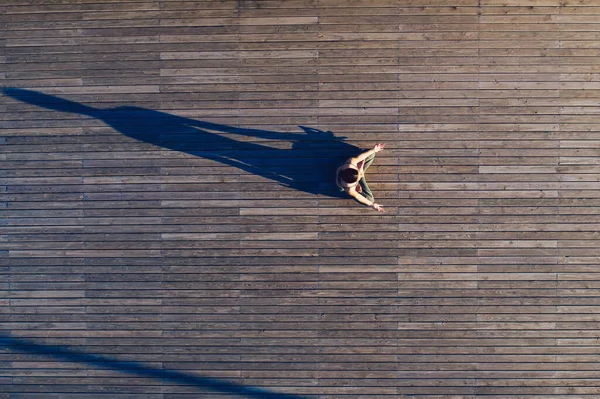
[3,0,600,397]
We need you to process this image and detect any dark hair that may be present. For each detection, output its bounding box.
[340,168,359,183]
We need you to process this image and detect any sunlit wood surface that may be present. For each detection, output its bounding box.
[3,0,600,397]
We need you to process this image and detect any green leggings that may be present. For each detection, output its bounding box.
[358,152,376,202]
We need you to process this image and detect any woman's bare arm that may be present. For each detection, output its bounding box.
[350,143,385,164]
[347,189,385,212]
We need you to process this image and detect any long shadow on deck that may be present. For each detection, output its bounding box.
[1,335,308,399]
[4,88,359,197]
[2,87,340,398]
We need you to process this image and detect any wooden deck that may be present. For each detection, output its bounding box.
[3,0,600,397]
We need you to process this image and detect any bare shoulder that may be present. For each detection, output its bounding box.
[347,157,360,167]
[346,186,357,196]
[338,158,354,170]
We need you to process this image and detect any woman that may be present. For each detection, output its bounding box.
[336,143,385,212]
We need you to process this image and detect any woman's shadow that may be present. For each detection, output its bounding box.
[4,88,359,198]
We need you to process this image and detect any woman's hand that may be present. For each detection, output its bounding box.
[373,143,385,153]
[372,203,385,212]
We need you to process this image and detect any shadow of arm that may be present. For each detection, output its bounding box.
[187,119,303,141]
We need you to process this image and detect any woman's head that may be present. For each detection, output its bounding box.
[340,168,359,183]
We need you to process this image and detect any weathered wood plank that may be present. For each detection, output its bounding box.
[3,0,600,397]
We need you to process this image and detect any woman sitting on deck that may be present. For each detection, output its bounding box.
[336,143,386,212]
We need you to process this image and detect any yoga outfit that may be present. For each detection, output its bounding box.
[336,152,376,203]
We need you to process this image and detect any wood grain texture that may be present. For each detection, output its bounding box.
[3,0,600,398]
